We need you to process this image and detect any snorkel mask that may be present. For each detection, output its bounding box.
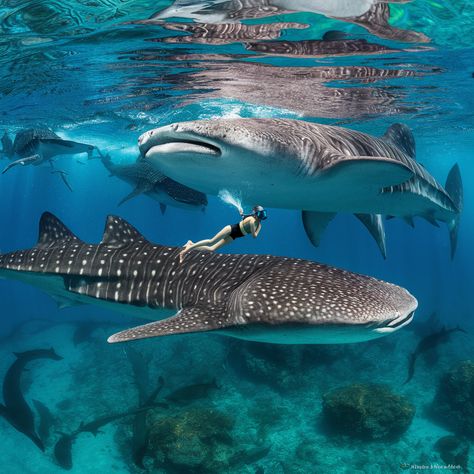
[253,205,268,221]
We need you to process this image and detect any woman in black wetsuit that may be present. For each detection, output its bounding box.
[179,205,267,263]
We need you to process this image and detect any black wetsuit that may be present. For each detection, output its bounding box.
[229,223,245,240]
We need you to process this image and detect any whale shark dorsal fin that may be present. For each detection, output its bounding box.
[101,216,147,248]
[107,305,229,343]
[382,124,416,159]
[36,212,80,249]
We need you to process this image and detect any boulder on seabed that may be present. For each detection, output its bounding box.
[322,383,415,440]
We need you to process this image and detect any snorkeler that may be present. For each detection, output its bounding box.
[179,205,267,263]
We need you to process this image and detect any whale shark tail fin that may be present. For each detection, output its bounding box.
[445,163,463,259]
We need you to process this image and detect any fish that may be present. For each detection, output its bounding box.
[100,153,207,211]
[403,325,467,384]
[2,128,95,175]
[150,0,429,43]
[139,119,463,258]
[32,399,56,443]
[0,348,63,451]
[53,404,165,470]
[0,212,417,345]
[164,379,219,404]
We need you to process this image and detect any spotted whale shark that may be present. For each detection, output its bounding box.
[139,119,463,258]
[0,212,417,344]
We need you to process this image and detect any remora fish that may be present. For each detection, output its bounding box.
[139,119,463,258]
[2,128,95,175]
[0,212,417,344]
[100,153,207,212]
[403,325,466,384]
[0,348,62,450]
[151,0,429,43]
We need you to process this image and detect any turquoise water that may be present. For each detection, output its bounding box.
[0,1,473,472]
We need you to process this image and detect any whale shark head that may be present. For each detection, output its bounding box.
[138,118,414,210]
[139,119,326,198]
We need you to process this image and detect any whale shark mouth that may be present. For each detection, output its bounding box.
[372,310,415,334]
[143,137,222,160]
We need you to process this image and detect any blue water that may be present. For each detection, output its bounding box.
[0,1,473,472]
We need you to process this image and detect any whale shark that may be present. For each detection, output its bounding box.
[2,128,95,175]
[0,348,62,451]
[100,153,207,212]
[139,119,463,258]
[150,0,430,43]
[138,21,309,44]
[0,212,417,344]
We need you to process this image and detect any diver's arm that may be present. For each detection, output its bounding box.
[251,219,261,238]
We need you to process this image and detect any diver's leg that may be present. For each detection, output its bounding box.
[183,226,231,251]
[180,234,232,263]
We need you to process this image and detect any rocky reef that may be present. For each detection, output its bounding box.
[147,407,269,472]
[434,435,470,473]
[322,383,415,440]
[431,360,474,438]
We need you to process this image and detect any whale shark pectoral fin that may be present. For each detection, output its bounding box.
[321,155,414,188]
[302,211,336,247]
[0,403,7,418]
[39,138,91,155]
[107,305,229,343]
[2,154,40,174]
[354,214,387,259]
[118,181,153,207]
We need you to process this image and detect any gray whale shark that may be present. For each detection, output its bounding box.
[0,212,417,344]
[139,119,463,258]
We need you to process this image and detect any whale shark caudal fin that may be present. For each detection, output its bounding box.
[382,123,416,159]
[302,211,387,258]
[36,212,81,249]
[107,305,229,343]
[445,163,463,259]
